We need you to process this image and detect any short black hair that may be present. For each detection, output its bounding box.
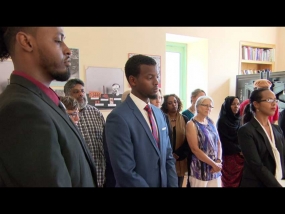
[64,78,85,95]
[0,27,37,61]
[161,94,183,114]
[124,54,156,84]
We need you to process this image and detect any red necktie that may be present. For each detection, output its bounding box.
[144,104,160,148]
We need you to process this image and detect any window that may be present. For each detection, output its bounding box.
[165,42,187,109]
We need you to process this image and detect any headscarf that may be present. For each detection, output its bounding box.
[217,96,242,155]
[218,96,240,128]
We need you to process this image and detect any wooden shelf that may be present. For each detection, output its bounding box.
[239,41,275,74]
[241,60,274,65]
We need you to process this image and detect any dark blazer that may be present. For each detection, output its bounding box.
[0,74,98,187]
[102,126,116,187]
[105,95,178,187]
[238,118,285,187]
[278,110,285,139]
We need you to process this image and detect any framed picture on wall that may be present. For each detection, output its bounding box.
[0,60,14,95]
[128,53,161,88]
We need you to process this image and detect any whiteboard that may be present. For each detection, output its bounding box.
[0,61,14,94]
[85,66,124,110]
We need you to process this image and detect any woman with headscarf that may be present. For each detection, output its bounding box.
[216,96,244,187]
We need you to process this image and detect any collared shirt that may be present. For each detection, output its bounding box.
[77,104,106,187]
[129,93,153,129]
[129,93,159,136]
[12,71,59,106]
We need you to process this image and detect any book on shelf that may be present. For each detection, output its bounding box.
[241,46,275,62]
[241,69,271,75]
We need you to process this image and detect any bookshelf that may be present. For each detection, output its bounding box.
[239,41,275,75]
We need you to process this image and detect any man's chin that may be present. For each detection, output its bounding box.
[53,68,71,81]
[149,94,157,100]
[79,100,88,109]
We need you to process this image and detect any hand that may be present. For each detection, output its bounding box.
[210,162,222,173]
[215,159,222,163]
[173,153,179,160]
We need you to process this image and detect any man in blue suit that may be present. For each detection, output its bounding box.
[105,54,178,187]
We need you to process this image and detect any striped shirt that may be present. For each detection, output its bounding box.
[77,104,106,187]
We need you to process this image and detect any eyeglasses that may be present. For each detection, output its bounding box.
[259,99,279,104]
[200,104,214,109]
[68,112,79,118]
[72,89,85,94]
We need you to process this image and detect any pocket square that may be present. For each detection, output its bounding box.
[162,127,166,130]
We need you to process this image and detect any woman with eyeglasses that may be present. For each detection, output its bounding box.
[60,96,80,125]
[238,88,285,187]
[186,95,222,187]
[216,96,244,187]
[239,79,279,124]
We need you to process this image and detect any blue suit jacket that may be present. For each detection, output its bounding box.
[105,95,178,187]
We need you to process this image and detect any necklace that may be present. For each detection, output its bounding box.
[170,118,176,122]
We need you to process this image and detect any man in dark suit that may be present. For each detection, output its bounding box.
[0,27,97,187]
[105,54,178,187]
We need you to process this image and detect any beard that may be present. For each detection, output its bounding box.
[38,48,71,82]
[78,93,88,110]
[52,67,71,81]
[149,94,157,100]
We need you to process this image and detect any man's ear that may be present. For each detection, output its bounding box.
[15,32,33,52]
[128,75,137,87]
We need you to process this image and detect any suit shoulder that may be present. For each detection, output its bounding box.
[106,102,128,117]
[272,124,283,133]
[238,122,248,130]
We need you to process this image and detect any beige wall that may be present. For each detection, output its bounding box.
[62,27,282,122]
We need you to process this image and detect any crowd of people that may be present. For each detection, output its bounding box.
[0,27,285,187]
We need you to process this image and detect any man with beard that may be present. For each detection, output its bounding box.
[105,54,178,187]
[0,27,98,187]
[64,78,106,187]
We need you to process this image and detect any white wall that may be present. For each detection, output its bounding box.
[62,27,280,122]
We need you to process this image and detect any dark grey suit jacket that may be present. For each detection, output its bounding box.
[238,118,285,187]
[0,74,97,187]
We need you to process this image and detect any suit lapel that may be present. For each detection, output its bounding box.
[272,125,285,177]
[126,97,160,155]
[251,118,275,159]
[152,106,163,150]
[272,126,283,156]
[11,75,91,158]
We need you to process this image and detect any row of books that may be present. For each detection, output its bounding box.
[241,69,271,75]
[241,46,274,62]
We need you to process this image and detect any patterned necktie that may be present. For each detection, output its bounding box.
[144,104,160,148]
